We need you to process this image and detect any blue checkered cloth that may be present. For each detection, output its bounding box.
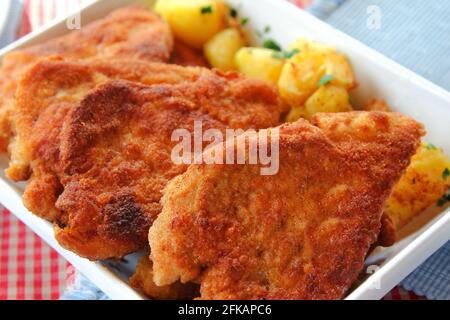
[0,0,23,48]
[308,0,450,300]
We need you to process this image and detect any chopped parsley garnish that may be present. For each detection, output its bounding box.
[229,7,237,18]
[241,17,250,25]
[255,30,262,38]
[426,143,437,150]
[264,25,271,33]
[318,74,334,87]
[348,95,353,105]
[443,168,450,180]
[437,187,450,207]
[201,5,213,14]
[262,39,281,51]
[273,49,300,59]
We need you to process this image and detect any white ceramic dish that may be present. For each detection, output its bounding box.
[0,0,449,300]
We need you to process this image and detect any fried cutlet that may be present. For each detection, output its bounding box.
[0,5,173,153]
[130,255,199,300]
[7,58,210,183]
[11,63,283,259]
[149,111,424,300]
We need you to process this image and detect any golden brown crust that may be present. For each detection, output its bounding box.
[311,111,425,247]
[7,58,208,183]
[24,5,173,62]
[130,255,199,300]
[54,78,281,259]
[149,112,423,300]
[0,5,173,153]
[10,57,282,259]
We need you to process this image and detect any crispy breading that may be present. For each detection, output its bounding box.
[130,255,199,300]
[0,5,173,153]
[149,111,423,300]
[7,58,209,183]
[10,60,282,259]
[170,41,209,67]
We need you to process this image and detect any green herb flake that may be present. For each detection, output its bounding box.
[318,74,334,87]
[229,8,237,18]
[437,187,450,206]
[201,5,213,14]
[263,39,281,51]
[426,143,437,150]
[264,25,271,33]
[273,49,300,59]
[241,17,250,26]
[443,168,450,180]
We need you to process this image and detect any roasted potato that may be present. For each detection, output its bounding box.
[279,38,356,109]
[324,52,356,89]
[278,50,327,106]
[204,28,246,71]
[363,99,391,112]
[289,39,355,89]
[155,0,226,49]
[235,47,285,85]
[286,84,352,122]
[289,38,335,54]
[386,142,450,229]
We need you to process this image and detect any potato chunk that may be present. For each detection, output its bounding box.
[235,47,285,85]
[286,84,352,121]
[363,99,391,112]
[289,38,335,54]
[204,28,246,71]
[278,50,327,107]
[155,0,226,49]
[386,143,450,229]
[279,38,356,109]
[324,52,356,89]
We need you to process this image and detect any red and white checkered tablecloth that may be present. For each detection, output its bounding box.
[0,209,72,300]
[0,0,425,300]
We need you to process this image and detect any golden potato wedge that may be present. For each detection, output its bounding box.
[363,99,391,112]
[286,84,352,121]
[324,52,356,89]
[204,28,246,71]
[286,105,307,122]
[288,38,335,54]
[386,142,450,229]
[235,47,285,85]
[285,38,356,92]
[155,0,226,49]
[278,50,327,107]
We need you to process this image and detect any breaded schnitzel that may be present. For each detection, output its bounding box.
[130,255,199,300]
[0,5,173,153]
[7,58,210,183]
[9,61,283,259]
[149,112,423,300]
